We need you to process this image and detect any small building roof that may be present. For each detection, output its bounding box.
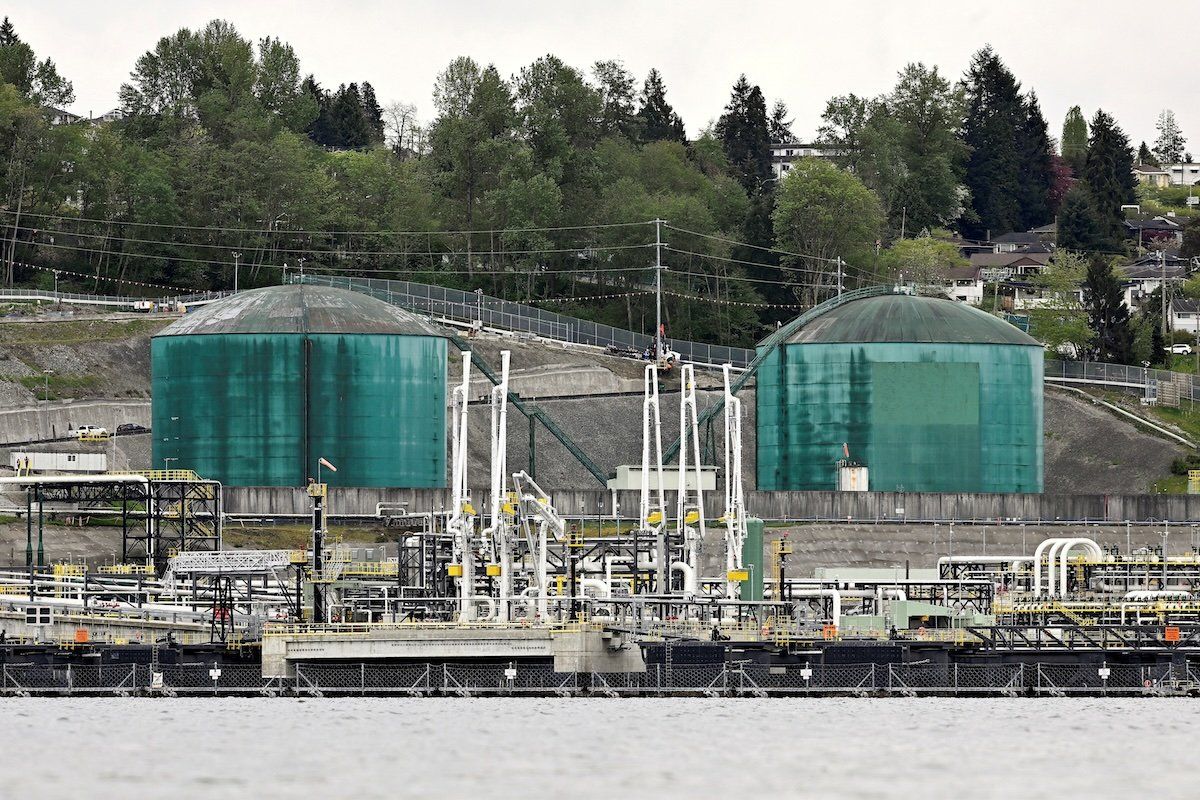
[156,284,446,337]
[1172,299,1200,314]
[944,266,981,281]
[992,231,1042,245]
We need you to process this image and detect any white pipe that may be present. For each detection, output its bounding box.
[670,561,697,597]
[0,475,148,486]
[876,586,907,605]
[580,578,611,599]
[1032,538,1064,597]
[1124,590,1192,600]
[1057,538,1104,597]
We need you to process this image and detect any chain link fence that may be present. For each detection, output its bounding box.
[0,660,1195,696]
[297,274,755,368]
[1045,359,1200,406]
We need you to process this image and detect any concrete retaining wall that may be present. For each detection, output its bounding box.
[0,400,150,445]
[223,486,1200,523]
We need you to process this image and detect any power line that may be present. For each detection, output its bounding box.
[664,245,874,280]
[0,209,655,237]
[7,239,657,276]
[662,222,844,264]
[5,223,654,259]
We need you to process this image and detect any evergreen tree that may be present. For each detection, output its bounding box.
[634,68,684,144]
[0,15,73,105]
[1082,255,1135,364]
[768,100,794,143]
[360,81,384,143]
[1061,105,1088,174]
[716,74,771,194]
[1016,91,1054,230]
[330,83,370,148]
[1083,109,1136,249]
[1182,217,1200,260]
[302,75,335,146]
[961,47,1024,239]
[1137,141,1156,165]
[1153,109,1186,165]
[1056,186,1102,252]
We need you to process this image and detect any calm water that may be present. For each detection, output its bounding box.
[2,697,1197,799]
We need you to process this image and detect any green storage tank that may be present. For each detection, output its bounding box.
[152,285,447,487]
[757,291,1042,493]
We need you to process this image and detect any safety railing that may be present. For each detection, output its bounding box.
[1044,358,1200,404]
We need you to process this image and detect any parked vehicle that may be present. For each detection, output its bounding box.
[1170,343,1193,355]
[74,425,109,439]
[115,423,149,435]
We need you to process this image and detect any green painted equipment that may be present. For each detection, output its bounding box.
[152,285,447,487]
[757,291,1043,493]
[742,517,765,601]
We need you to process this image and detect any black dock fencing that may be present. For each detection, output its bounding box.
[3,661,1199,697]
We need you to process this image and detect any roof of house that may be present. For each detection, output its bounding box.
[1125,215,1182,231]
[1172,299,1200,314]
[969,251,1052,268]
[1120,262,1188,280]
[992,231,1042,244]
[1030,222,1057,234]
[1133,163,1169,174]
[1016,243,1052,255]
[944,266,981,281]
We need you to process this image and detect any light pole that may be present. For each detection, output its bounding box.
[474,288,483,328]
[52,270,60,306]
[40,369,52,440]
[232,252,242,293]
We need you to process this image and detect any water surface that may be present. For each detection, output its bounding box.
[3,697,1195,799]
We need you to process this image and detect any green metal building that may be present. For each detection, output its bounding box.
[756,292,1043,493]
[152,285,447,487]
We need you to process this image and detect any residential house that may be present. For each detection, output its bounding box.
[1119,256,1189,312]
[88,109,123,124]
[1171,298,1200,334]
[943,266,984,305]
[1133,163,1171,188]
[1124,212,1184,248]
[44,106,81,125]
[991,231,1043,252]
[1164,163,1200,186]
[969,250,1052,281]
[770,141,838,178]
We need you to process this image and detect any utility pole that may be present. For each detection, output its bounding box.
[1161,249,1168,337]
[232,252,242,294]
[835,256,843,297]
[654,218,664,362]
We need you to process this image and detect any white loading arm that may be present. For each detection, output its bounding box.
[675,363,704,597]
[486,351,512,618]
[448,352,477,621]
[721,363,747,598]
[512,470,565,619]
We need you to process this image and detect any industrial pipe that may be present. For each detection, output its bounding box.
[790,588,842,629]
[670,561,697,597]
[1056,538,1104,597]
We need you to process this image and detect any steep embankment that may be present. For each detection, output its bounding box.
[0,310,168,406]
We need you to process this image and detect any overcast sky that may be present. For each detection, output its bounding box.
[10,0,1198,150]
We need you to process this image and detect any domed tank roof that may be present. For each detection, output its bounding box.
[782,293,1038,346]
[156,284,446,337]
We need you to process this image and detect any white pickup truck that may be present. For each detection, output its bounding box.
[75,425,109,439]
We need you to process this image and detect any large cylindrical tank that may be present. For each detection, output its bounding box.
[757,292,1043,493]
[152,285,447,487]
